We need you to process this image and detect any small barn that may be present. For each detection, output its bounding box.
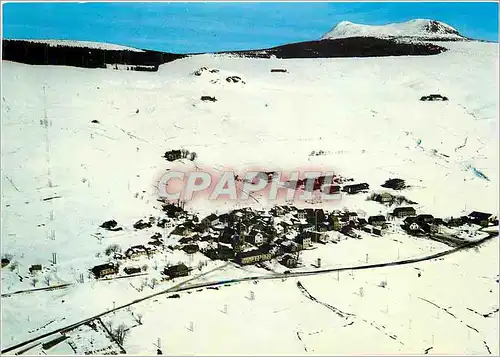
[392,207,417,218]
[124,266,142,275]
[164,263,189,278]
[91,263,118,278]
[368,215,387,226]
[342,183,369,194]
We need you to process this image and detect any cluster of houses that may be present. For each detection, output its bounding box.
[90,200,497,279]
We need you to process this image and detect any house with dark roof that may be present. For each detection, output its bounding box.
[342,183,369,194]
[170,222,195,236]
[357,218,368,227]
[218,227,237,244]
[124,266,142,275]
[235,247,272,265]
[374,192,393,203]
[164,263,190,278]
[392,207,417,218]
[91,263,118,279]
[340,225,359,238]
[280,254,298,268]
[446,216,470,227]
[421,222,440,234]
[368,215,387,226]
[29,264,42,274]
[162,203,186,218]
[182,244,199,254]
[125,245,150,259]
[402,217,422,234]
[280,240,300,254]
[468,211,495,226]
[362,224,374,234]
[416,214,434,224]
[246,231,265,246]
[201,214,220,229]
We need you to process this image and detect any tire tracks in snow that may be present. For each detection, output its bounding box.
[417,296,495,354]
[296,281,404,347]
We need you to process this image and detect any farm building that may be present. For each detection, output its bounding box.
[91,263,118,278]
[468,211,495,226]
[124,266,142,275]
[29,264,42,274]
[368,215,386,226]
[164,263,190,278]
[235,248,272,265]
[392,207,417,218]
[342,183,369,194]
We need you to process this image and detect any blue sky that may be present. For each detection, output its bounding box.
[2,2,498,53]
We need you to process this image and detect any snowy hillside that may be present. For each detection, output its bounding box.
[9,39,145,52]
[322,19,467,41]
[1,38,499,355]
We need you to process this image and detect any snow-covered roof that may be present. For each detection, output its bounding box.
[321,19,465,41]
[218,242,232,249]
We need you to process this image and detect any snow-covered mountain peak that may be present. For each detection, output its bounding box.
[321,19,465,40]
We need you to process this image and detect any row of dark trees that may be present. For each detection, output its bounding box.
[227,37,447,59]
[2,40,185,70]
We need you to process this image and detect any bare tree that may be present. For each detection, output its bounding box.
[113,324,129,345]
[141,278,148,290]
[31,278,39,287]
[105,320,114,333]
[133,313,143,325]
[43,275,51,286]
[105,244,121,256]
[141,264,148,272]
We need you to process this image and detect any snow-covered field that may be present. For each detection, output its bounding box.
[1,39,498,355]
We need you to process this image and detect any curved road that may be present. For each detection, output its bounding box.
[2,231,497,354]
